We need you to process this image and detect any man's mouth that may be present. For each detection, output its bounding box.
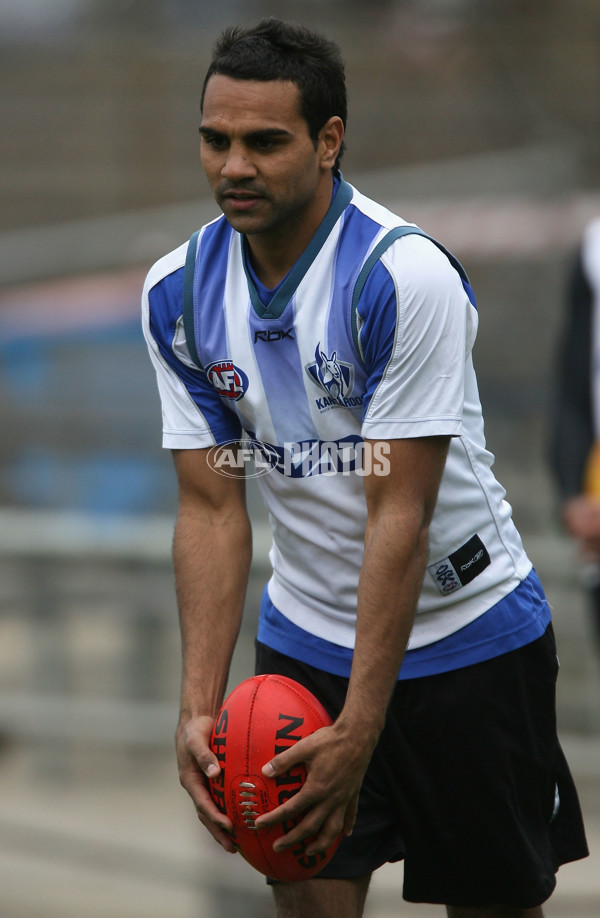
[222,190,263,211]
[222,186,262,198]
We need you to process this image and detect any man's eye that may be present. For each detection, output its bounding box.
[202,134,228,149]
[253,138,276,151]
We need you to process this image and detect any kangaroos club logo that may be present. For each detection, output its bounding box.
[206,360,249,401]
[305,343,353,399]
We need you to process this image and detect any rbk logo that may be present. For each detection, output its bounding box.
[206,360,249,401]
[305,343,354,399]
[254,328,294,343]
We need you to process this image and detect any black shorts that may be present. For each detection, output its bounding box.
[255,624,588,908]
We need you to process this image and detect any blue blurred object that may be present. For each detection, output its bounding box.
[6,449,171,515]
[0,271,177,515]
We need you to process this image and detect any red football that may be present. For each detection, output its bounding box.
[208,673,343,881]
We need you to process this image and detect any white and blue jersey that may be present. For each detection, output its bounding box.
[142,176,550,679]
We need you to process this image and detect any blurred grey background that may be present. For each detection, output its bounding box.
[0,1,599,916]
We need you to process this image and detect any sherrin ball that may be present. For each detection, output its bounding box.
[208,673,343,881]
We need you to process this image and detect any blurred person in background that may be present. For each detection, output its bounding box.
[550,216,600,653]
[143,18,588,918]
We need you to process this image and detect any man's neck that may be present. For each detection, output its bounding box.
[244,241,295,291]
[245,173,335,290]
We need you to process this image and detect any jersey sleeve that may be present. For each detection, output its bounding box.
[142,244,243,449]
[358,233,476,441]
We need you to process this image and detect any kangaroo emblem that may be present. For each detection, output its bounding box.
[317,348,347,398]
[308,343,352,398]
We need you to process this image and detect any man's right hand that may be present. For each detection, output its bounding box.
[176,714,238,853]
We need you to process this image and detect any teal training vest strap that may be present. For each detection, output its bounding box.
[182,229,203,370]
[350,225,473,358]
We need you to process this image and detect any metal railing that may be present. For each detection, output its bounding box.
[0,508,271,749]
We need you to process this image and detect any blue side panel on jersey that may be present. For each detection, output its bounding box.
[333,206,382,298]
[257,568,551,680]
[190,217,235,365]
[331,206,383,354]
[354,262,398,418]
[148,268,242,444]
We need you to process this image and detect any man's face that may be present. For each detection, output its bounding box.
[200,75,333,239]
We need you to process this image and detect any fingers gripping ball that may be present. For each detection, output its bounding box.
[208,674,343,881]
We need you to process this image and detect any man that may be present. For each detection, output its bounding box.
[551,216,600,652]
[142,18,587,918]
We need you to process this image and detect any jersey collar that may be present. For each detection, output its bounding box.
[243,175,354,319]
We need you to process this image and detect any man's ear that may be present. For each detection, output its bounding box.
[318,116,344,169]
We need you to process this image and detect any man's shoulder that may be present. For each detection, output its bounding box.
[346,179,473,300]
[143,214,231,296]
[144,241,188,295]
[345,181,409,232]
[345,182,444,269]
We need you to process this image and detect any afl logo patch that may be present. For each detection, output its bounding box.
[206,360,249,401]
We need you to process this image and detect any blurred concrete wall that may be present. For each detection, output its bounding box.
[0,0,597,231]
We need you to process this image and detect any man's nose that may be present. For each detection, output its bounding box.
[221,145,257,180]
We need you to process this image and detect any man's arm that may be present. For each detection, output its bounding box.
[256,435,450,853]
[172,446,253,853]
[549,253,600,557]
[549,252,595,501]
